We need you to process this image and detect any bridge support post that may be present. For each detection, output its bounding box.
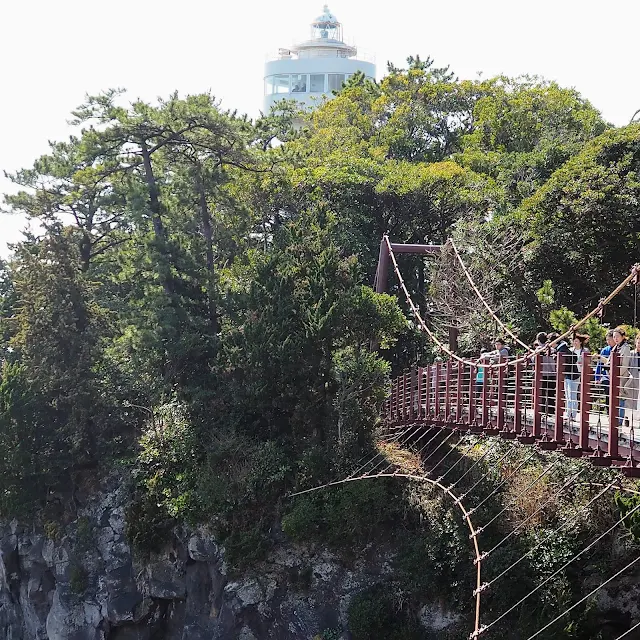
[553,353,566,445]
[481,368,489,428]
[374,237,389,294]
[425,366,432,421]
[402,373,408,423]
[513,361,523,433]
[434,364,441,421]
[608,352,621,460]
[410,369,416,421]
[456,362,464,423]
[496,357,506,431]
[468,364,477,427]
[579,352,592,451]
[445,360,452,421]
[532,354,543,438]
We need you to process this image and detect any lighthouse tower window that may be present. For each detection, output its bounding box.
[327,73,346,92]
[291,74,308,93]
[310,74,325,93]
[269,75,291,94]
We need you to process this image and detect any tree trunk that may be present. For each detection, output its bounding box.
[79,233,91,273]
[197,177,219,334]
[140,140,172,295]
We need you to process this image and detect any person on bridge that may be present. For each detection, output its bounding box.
[595,330,615,411]
[569,334,590,421]
[611,326,633,424]
[480,338,510,363]
[630,333,640,424]
[536,332,556,412]
[551,334,577,421]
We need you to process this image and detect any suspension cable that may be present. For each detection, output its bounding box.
[346,424,426,480]
[385,235,639,369]
[450,441,509,489]
[430,433,469,475]
[525,554,640,639]
[485,479,619,588]
[485,467,585,556]
[482,496,640,634]
[448,238,532,352]
[615,620,640,640]
[287,470,485,637]
[438,437,485,482]
[470,451,555,518]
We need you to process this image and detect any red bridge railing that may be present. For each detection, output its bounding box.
[383,353,640,476]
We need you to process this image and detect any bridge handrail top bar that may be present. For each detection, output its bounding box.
[388,242,443,254]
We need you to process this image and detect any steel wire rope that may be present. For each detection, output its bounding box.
[468,450,555,519]
[447,238,532,353]
[351,423,415,469]
[449,441,509,490]
[385,235,639,370]
[484,479,619,588]
[524,554,640,640]
[290,425,424,499]
[458,446,525,501]
[316,426,442,500]
[615,619,640,639]
[429,433,471,475]
[384,427,460,477]
[438,437,487,482]
[357,425,438,479]
[290,471,484,636]
[487,480,617,587]
[346,424,428,480]
[414,426,463,470]
[485,467,585,556]
[480,489,640,634]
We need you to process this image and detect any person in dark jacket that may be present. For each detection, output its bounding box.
[595,330,615,410]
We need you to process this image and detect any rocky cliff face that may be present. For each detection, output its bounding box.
[0,474,460,640]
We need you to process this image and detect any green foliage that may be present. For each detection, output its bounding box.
[536,280,555,308]
[317,628,342,640]
[347,584,425,640]
[549,306,578,333]
[549,306,608,348]
[125,488,175,555]
[282,479,405,549]
[519,124,640,325]
[614,492,640,540]
[76,516,94,548]
[69,562,89,595]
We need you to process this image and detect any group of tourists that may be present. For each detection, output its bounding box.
[476,327,640,425]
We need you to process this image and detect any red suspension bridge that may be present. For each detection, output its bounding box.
[292,234,640,640]
[380,233,640,473]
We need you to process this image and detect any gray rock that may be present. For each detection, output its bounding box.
[145,561,186,600]
[45,589,104,640]
[418,602,462,631]
[238,626,257,640]
[187,529,221,563]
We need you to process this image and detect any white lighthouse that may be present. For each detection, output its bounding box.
[263,5,376,114]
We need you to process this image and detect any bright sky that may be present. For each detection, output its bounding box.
[2,0,639,257]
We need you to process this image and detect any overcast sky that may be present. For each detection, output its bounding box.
[2,0,639,257]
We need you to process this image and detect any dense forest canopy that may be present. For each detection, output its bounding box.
[1,57,640,636]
